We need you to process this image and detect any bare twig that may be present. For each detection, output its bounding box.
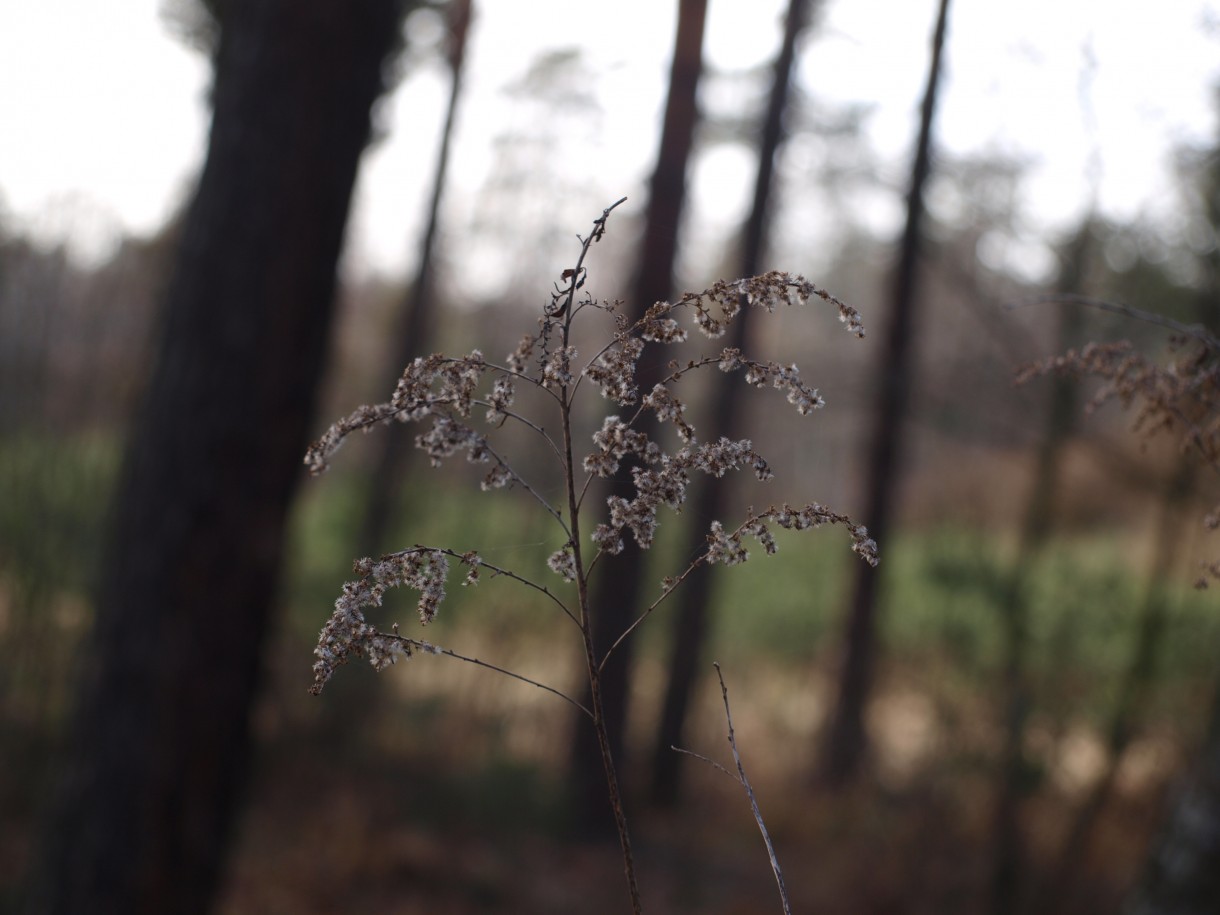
[598,551,707,671]
[670,745,735,780]
[471,398,564,461]
[1009,293,1220,351]
[715,663,792,915]
[381,634,591,719]
[547,196,628,320]
[676,663,793,915]
[452,426,570,535]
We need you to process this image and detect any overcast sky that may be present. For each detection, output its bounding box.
[2,0,1219,280]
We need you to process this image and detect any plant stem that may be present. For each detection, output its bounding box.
[714,663,791,915]
[565,388,644,913]
[583,636,644,914]
[555,199,644,913]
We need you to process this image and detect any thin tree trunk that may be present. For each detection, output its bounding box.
[988,223,1090,915]
[23,3,404,912]
[1039,460,1192,914]
[1121,154,1220,915]
[361,0,473,559]
[1123,674,1220,915]
[817,0,951,786]
[568,0,708,837]
[649,0,814,808]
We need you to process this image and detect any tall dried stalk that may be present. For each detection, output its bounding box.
[303,200,876,911]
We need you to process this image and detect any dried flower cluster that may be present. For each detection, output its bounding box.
[703,503,879,568]
[1021,334,1220,586]
[309,549,449,694]
[590,438,773,554]
[672,271,867,340]
[305,204,875,692]
[1019,339,1220,458]
[303,201,878,915]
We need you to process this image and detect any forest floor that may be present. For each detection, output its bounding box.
[5,507,1213,914]
[0,630,1189,915]
[212,645,1177,915]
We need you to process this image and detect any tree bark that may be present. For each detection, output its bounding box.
[24,2,405,912]
[649,0,814,808]
[568,0,708,837]
[817,0,951,786]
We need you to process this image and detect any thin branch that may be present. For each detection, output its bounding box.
[597,510,772,671]
[381,634,591,719]
[575,464,598,513]
[1009,294,1220,351]
[548,196,628,320]
[584,543,608,579]
[713,663,793,915]
[462,431,570,536]
[567,291,614,332]
[471,398,565,466]
[670,745,736,781]
[598,551,706,672]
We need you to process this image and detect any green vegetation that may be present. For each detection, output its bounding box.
[0,432,119,597]
[283,474,1219,739]
[0,434,120,722]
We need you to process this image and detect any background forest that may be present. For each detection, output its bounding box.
[2,0,1220,913]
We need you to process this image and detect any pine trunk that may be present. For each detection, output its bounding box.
[24,3,404,911]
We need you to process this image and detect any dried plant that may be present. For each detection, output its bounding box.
[1018,297,1220,586]
[303,198,876,912]
[673,663,794,915]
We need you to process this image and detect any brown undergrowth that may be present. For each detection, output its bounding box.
[218,637,1173,915]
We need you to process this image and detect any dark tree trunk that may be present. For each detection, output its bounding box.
[1039,459,1192,914]
[360,0,473,559]
[649,0,814,809]
[568,0,708,837]
[1121,144,1220,915]
[1123,676,1220,915]
[989,223,1090,915]
[817,0,951,786]
[24,2,404,912]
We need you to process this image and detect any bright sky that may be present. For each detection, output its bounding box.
[2,0,1219,279]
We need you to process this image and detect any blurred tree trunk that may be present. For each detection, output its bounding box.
[23,2,405,913]
[360,0,473,559]
[649,0,814,809]
[1120,134,1220,915]
[1040,194,1220,909]
[568,0,708,837]
[817,0,951,786]
[988,223,1090,915]
[1040,460,1192,914]
[1123,676,1220,915]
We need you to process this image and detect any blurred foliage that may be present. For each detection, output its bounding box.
[0,433,118,596]
[283,473,1220,736]
[0,434,119,725]
[0,433,120,897]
